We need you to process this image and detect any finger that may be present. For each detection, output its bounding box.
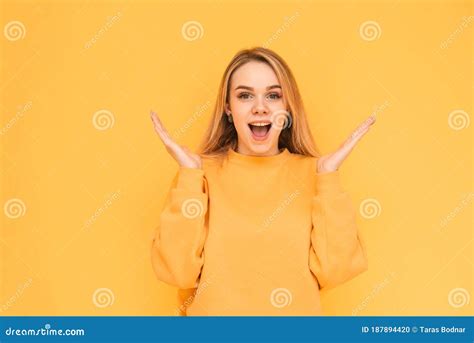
[340,128,369,155]
[150,111,171,138]
[150,111,177,147]
[322,115,376,171]
[150,111,167,133]
[346,115,375,144]
[334,118,373,159]
[349,125,370,143]
[352,115,376,136]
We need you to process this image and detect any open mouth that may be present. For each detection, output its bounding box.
[248,122,272,141]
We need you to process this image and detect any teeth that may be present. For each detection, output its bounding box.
[249,122,271,126]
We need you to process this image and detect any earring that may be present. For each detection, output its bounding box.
[227,113,233,123]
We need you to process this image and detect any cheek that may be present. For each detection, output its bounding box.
[234,118,249,134]
[269,101,286,111]
[230,100,251,114]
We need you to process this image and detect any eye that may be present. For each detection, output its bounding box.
[237,92,252,99]
[267,92,282,100]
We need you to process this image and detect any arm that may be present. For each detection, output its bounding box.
[309,169,368,291]
[150,167,209,289]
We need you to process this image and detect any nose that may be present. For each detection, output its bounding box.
[251,95,269,115]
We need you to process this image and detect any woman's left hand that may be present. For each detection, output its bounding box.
[317,115,376,174]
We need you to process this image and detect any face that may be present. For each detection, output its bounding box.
[225,61,289,156]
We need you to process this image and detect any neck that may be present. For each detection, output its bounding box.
[227,146,290,167]
[236,144,281,157]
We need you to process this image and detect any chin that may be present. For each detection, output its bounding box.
[246,139,277,154]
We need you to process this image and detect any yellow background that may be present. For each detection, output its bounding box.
[1,0,472,316]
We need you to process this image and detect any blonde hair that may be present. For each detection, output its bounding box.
[197,47,321,159]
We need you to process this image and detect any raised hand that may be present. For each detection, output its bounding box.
[150,110,202,169]
[317,115,376,174]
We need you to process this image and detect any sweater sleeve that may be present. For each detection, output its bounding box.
[309,168,368,291]
[150,167,209,289]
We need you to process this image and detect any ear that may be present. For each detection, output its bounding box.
[224,103,231,115]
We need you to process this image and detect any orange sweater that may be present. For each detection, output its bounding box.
[151,147,368,315]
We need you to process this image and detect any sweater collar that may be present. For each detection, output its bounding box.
[227,147,290,167]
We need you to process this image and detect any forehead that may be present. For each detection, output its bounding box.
[230,61,280,90]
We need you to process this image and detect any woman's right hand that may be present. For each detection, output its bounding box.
[150,110,202,169]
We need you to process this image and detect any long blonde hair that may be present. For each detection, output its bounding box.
[198,47,321,159]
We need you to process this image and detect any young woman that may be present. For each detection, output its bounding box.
[150,47,376,316]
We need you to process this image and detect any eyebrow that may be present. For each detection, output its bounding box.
[234,85,281,91]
